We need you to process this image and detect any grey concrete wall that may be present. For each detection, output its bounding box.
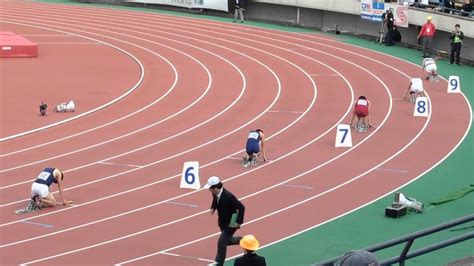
[244,2,473,63]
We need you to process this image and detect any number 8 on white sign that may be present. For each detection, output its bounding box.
[414,97,429,117]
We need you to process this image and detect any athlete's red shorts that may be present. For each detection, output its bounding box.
[354,107,368,118]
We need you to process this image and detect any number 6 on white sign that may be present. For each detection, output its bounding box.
[447,76,461,93]
[335,124,352,147]
[180,161,201,190]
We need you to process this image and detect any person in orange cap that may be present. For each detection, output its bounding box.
[234,234,267,266]
[418,16,436,58]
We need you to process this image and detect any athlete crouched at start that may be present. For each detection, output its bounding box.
[29,167,71,211]
[404,77,425,102]
[350,96,373,132]
[422,57,439,82]
[243,129,267,167]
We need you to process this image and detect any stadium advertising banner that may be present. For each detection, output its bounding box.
[360,0,385,22]
[386,3,409,28]
[126,0,229,12]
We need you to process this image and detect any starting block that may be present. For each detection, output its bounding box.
[335,124,352,147]
[180,161,200,190]
[355,123,368,133]
[447,76,461,93]
[429,75,439,82]
[242,155,258,168]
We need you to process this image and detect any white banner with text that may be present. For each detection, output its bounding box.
[127,0,229,12]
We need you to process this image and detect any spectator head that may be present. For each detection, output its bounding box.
[427,16,432,21]
[455,24,460,28]
[337,250,380,266]
[240,235,260,252]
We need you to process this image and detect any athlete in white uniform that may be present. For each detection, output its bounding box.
[422,57,438,81]
[404,77,425,101]
[30,167,71,209]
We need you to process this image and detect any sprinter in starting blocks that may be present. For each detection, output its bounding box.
[349,95,373,132]
[404,77,425,102]
[242,129,267,167]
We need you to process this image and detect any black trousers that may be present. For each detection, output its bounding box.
[215,230,242,266]
[450,43,462,64]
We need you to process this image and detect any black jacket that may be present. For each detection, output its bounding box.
[211,188,245,232]
[234,253,267,266]
[235,0,246,8]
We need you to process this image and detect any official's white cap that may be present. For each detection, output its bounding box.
[204,176,221,189]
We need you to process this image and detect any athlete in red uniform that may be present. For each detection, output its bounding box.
[350,96,373,128]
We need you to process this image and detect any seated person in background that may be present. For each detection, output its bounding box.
[392,26,402,43]
[442,0,454,13]
[461,0,473,17]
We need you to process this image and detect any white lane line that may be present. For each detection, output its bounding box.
[0,12,284,210]
[11,31,358,264]
[19,34,72,36]
[0,7,400,264]
[4,9,412,264]
[0,20,210,174]
[19,220,54,228]
[111,32,396,265]
[36,42,101,44]
[0,5,323,239]
[0,8,316,203]
[0,5,323,185]
[375,168,408,173]
[310,74,339,77]
[15,9,466,264]
[0,17,266,204]
[227,156,243,160]
[161,252,215,263]
[0,23,145,142]
[0,10,396,266]
[267,110,304,114]
[164,202,198,208]
[280,184,314,190]
[0,31,179,159]
[97,162,143,168]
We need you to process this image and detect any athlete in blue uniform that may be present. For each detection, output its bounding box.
[243,129,267,167]
[30,167,70,209]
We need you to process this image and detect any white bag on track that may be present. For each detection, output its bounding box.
[54,100,75,112]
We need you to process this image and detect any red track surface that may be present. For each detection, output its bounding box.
[0,1,470,265]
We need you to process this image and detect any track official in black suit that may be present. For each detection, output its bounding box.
[205,176,245,266]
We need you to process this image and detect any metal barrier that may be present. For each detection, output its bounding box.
[315,214,474,266]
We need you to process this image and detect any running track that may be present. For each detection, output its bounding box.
[0,1,471,265]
